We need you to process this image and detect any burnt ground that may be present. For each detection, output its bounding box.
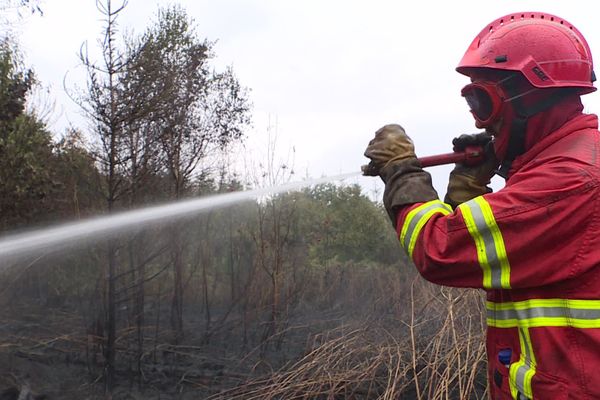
[0,302,363,399]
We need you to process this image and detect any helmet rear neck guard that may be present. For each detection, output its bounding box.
[496,79,578,178]
[457,12,596,94]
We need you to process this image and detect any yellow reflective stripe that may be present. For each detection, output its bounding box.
[459,196,511,289]
[399,200,451,258]
[489,298,600,310]
[488,298,600,399]
[510,328,536,399]
[477,197,511,289]
[489,317,600,329]
[459,202,492,287]
[487,298,600,328]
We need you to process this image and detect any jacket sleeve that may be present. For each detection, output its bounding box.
[396,160,600,289]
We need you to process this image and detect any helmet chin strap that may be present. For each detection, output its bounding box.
[495,87,576,178]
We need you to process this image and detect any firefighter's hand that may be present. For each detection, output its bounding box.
[445,132,499,208]
[363,124,437,223]
[362,124,416,176]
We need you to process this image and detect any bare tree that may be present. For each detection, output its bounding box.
[0,0,43,16]
[71,0,130,391]
[244,123,298,352]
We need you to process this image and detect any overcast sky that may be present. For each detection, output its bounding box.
[13,0,600,197]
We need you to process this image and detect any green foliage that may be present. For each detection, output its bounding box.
[0,41,101,230]
[122,5,251,196]
[0,42,55,229]
[53,130,103,216]
[0,42,32,123]
[0,114,54,226]
[294,183,402,266]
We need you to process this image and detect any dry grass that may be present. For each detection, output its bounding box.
[211,278,488,400]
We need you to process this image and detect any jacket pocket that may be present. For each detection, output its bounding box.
[492,362,569,400]
[490,361,513,399]
[528,368,569,400]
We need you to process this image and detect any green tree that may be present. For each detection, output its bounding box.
[297,183,402,266]
[124,5,251,197]
[53,129,103,218]
[123,5,251,342]
[0,40,57,230]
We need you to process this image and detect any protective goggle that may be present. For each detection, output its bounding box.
[460,81,506,126]
[461,76,539,127]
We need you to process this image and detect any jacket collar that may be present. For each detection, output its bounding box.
[508,112,599,176]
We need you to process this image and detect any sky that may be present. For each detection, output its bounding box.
[12,0,600,198]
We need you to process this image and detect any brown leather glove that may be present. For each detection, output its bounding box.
[444,133,499,209]
[363,124,438,223]
[363,124,416,175]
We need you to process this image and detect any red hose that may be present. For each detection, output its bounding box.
[418,145,484,168]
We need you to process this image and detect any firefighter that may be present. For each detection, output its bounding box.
[363,12,599,399]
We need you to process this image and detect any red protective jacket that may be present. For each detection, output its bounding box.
[396,102,600,399]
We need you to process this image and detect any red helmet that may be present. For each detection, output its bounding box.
[457,12,596,94]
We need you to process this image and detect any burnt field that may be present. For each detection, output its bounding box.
[0,263,488,399]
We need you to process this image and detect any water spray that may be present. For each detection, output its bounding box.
[0,147,482,263]
[0,172,360,262]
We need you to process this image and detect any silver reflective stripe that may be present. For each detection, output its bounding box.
[461,199,503,288]
[514,328,535,399]
[402,202,449,250]
[489,305,600,321]
[515,364,529,395]
[489,299,600,399]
